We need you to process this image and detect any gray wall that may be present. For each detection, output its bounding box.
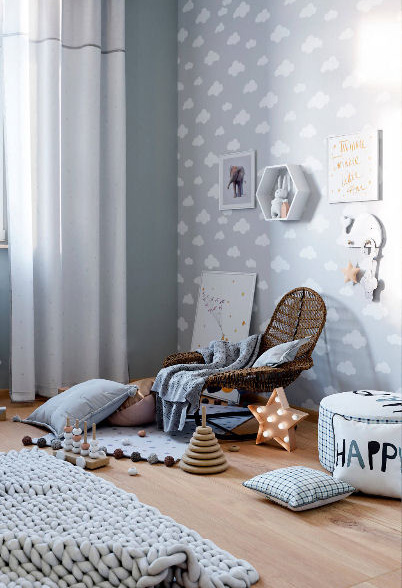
[126,0,178,378]
[0,251,9,388]
[177,0,402,408]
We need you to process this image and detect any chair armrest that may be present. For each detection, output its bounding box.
[206,357,313,392]
[162,351,205,369]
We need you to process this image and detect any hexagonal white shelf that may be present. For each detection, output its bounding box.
[256,164,310,221]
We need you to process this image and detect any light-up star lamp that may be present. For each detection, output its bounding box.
[248,387,308,452]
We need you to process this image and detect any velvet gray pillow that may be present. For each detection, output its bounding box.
[22,379,133,437]
[253,337,310,368]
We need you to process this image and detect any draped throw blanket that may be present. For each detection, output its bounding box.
[1,0,127,400]
[153,335,262,432]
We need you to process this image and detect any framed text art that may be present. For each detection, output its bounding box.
[328,130,380,203]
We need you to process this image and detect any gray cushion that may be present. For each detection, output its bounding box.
[23,379,133,437]
[253,337,310,368]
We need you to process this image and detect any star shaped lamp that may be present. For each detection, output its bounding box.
[341,261,360,284]
[248,387,308,452]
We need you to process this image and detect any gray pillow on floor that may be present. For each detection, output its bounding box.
[22,379,133,437]
[253,337,310,368]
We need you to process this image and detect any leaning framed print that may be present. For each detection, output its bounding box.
[328,130,380,203]
[191,271,256,350]
[219,150,256,210]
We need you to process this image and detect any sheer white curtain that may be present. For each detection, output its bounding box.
[2,0,127,400]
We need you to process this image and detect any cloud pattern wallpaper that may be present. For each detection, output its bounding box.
[176,0,401,409]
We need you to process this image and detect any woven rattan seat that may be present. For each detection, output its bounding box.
[162,288,326,434]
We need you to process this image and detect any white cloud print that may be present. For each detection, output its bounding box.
[208,81,223,96]
[196,209,211,224]
[192,36,204,48]
[233,2,250,18]
[308,214,329,233]
[256,121,270,134]
[375,361,391,374]
[178,317,188,332]
[178,124,188,138]
[183,294,194,305]
[299,3,317,18]
[233,218,250,234]
[233,110,250,125]
[337,360,356,376]
[321,56,339,72]
[301,36,322,54]
[271,140,290,157]
[227,245,241,258]
[299,245,317,259]
[196,109,210,124]
[255,234,270,246]
[275,59,294,77]
[183,98,194,110]
[337,104,356,118]
[228,60,245,76]
[300,124,316,138]
[227,32,240,45]
[270,25,290,43]
[192,235,204,246]
[192,135,204,147]
[182,195,194,207]
[246,258,256,268]
[195,8,210,24]
[303,155,323,171]
[256,9,270,23]
[177,221,188,235]
[204,254,219,269]
[308,91,329,109]
[178,28,188,43]
[259,91,278,108]
[343,330,367,349]
[204,51,220,66]
[204,152,219,167]
[271,255,290,273]
[208,184,219,199]
[182,0,193,13]
[227,139,241,151]
[215,231,224,240]
[243,80,258,93]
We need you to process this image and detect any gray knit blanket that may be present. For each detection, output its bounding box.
[0,449,258,588]
[153,335,262,432]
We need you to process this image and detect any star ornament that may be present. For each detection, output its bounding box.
[341,261,360,284]
[248,387,308,452]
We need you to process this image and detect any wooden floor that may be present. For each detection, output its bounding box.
[1,393,401,588]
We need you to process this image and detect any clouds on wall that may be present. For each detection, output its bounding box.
[177,0,401,404]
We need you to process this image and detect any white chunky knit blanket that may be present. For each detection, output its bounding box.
[0,449,258,588]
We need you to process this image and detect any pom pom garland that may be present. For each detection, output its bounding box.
[164,456,175,467]
[130,451,142,462]
[37,438,47,448]
[22,436,33,446]
[113,448,124,459]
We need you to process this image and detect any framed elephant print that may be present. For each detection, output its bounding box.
[219,150,256,210]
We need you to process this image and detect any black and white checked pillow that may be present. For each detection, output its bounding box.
[243,466,355,511]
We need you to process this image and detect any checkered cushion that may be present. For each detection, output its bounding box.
[243,466,355,511]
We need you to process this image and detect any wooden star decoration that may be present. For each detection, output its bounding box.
[248,387,308,452]
[341,261,360,284]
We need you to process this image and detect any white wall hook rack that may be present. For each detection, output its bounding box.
[341,213,383,248]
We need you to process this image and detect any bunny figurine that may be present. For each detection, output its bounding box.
[271,175,290,219]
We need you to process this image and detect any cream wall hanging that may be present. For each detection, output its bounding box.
[340,213,383,301]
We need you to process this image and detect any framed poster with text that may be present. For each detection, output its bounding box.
[328,130,380,203]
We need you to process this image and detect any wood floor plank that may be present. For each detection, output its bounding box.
[351,568,402,588]
[0,392,400,588]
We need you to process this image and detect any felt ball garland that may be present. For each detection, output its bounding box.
[22,436,33,446]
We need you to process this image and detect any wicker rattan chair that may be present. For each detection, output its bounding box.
[163,287,326,435]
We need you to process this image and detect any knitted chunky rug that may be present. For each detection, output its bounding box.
[0,449,258,588]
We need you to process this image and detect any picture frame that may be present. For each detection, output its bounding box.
[219,150,256,210]
[328,130,380,203]
[191,271,257,351]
